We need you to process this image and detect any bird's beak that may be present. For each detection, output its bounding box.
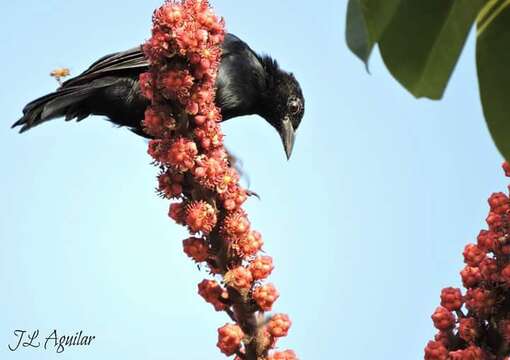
[280,117,295,160]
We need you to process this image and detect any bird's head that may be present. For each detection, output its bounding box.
[259,56,305,160]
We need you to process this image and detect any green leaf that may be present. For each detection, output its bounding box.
[477,0,510,161]
[345,0,401,66]
[378,0,485,99]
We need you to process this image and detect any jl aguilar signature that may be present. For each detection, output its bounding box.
[8,329,96,353]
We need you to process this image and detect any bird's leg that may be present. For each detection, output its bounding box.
[245,189,260,199]
[225,149,260,199]
[226,148,242,174]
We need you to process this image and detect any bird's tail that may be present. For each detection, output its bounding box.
[11,80,114,133]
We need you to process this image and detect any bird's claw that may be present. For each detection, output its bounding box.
[246,189,260,200]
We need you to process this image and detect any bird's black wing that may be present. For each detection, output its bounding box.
[62,46,149,87]
[12,47,151,133]
[62,33,247,88]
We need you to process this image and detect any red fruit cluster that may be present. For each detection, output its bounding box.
[460,266,482,288]
[193,155,226,189]
[253,284,279,311]
[267,350,298,360]
[224,266,253,292]
[194,118,224,149]
[157,171,184,198]
[140,72,154,100]
[222,210,251,241]
[504,162,510,177]
[198,279,228,311]
[267,314,292,338]
[448,346,486,359]
[431,307,455,331]
[463,244,486,267]
[217,323,244,356]
[167,137,198,171]
[424,162,510,359]
[440,287,463,311]
[182,237,209,262]
[238,230,264,257]
[458,317,478,343]
[424,341,448,360]
[184,200,217,234]
[250,256,274,280]
[141,2,294,358]
[168,202,185,224]
[143,106,176,137]
[158,69,195,103]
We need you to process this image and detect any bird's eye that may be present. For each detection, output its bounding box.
[288,100,301,115]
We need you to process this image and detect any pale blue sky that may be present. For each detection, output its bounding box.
[0,1,506,359]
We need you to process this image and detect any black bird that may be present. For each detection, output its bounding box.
[12,33,304,159]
